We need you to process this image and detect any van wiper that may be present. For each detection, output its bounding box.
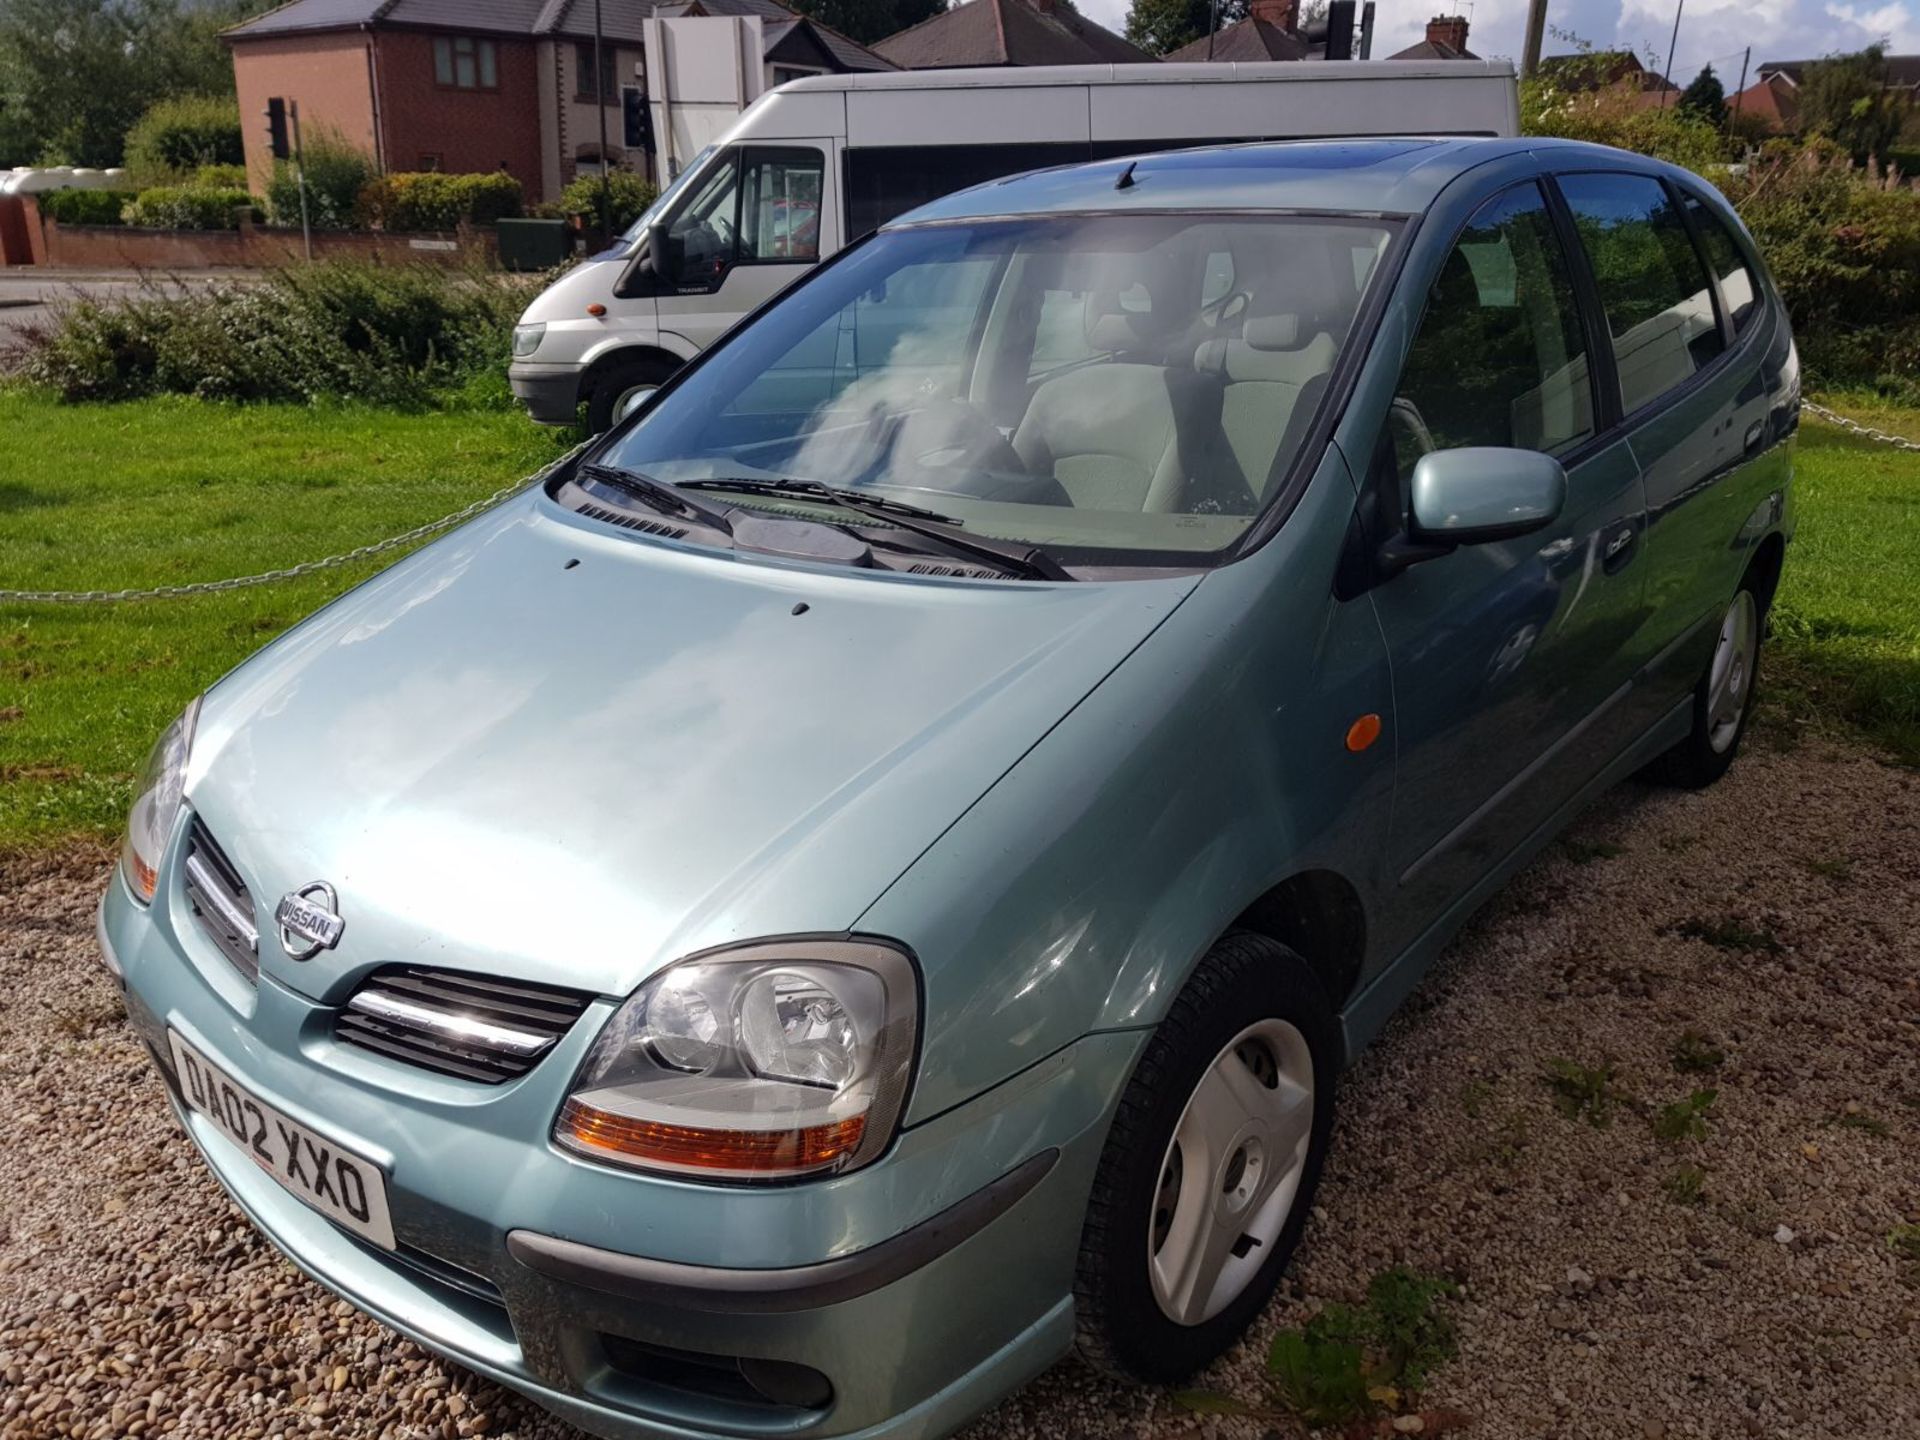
[681,477,1073,582]
[578,463,735,537]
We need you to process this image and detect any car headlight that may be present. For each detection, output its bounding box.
[556,940,918,1182]
[512,322,546,358]
[121,697,200,903]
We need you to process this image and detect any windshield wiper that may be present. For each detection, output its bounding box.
[578,462,735,537]
[681,477,1073,582]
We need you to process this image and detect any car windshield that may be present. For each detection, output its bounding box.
[597,211,1396,560]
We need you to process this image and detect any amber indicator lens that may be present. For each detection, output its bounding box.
[557,1099,866,1178]
[1346,713,1383,752]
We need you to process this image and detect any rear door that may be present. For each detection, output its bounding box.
[1362,179,1649,926]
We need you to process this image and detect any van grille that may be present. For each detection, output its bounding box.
[336,967,595,1084]
[576,502,688,540]
[182,821,258,983]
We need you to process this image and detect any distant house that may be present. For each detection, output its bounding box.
[1725,71,1800,133]
[1758,54,1920,98]
[1537,50,1676,96]
[224,0,891,203]
[873,0,1155,69]
[1388,14,1476,61]
[1164,0,1307,63]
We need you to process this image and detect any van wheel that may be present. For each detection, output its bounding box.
[586,355,676,433]
[1650,582,1763,790]
[1074,932,1337,1383]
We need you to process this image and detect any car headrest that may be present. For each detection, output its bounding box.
[1086,286,1177,355]
[1241,314,1301,351]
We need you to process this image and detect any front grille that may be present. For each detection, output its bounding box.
[182,820,258,982]
[336,967,595,1084]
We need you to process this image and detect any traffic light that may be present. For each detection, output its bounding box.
[264,97,290,161]
[622,86,653,153]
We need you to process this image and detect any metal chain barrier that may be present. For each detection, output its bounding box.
[0,445,585,606]
[1803,401,1920,453]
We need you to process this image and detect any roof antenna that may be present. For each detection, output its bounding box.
[1115,161,1138,191]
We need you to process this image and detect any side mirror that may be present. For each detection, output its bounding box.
[1380,447,1566,575]
[643,222,675,286]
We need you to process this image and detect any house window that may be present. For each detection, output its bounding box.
[575,41,619,102]
[770,65,823,87]
[434,35,498,90]
[417,153,444,171]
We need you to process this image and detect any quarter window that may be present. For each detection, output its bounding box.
[1683,194,1759,334]
[1558,172,1725,416]
[1392,181,1594,484]
[434,35,498,90]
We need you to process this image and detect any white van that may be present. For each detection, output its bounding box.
[507,59,1519,430]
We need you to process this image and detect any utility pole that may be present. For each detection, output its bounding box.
[594,0,612,241]
[1521,0,1547,78]
[289,98,312,262]
[1206,0,1219,61]
[1730,45,1750,131]
[1659,0,1684,106]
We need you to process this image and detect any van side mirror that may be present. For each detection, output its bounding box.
[1378,447,1567,576]
[643,222,675,286]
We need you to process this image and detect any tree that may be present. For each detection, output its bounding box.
[1799,44,1910,166]
[0,0,269,167]
[1676,65,1724,123]
[1124,0,1248,56]
[790,0,946,44]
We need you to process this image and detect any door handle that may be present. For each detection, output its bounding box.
[1602,522,1637,575]
[1743,419,1766,455]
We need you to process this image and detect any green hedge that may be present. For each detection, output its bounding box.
[39,189,137,226]
[360,171,523,231]
[123,96,245,185]
[556,171,659,231]
[123,186,258,230]
[265,138,376,231]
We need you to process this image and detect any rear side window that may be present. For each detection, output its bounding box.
[1391,181,1594,484]
[1558,173,1725,416]
[1683,194,1760,334]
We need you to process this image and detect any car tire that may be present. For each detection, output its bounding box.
[1649,579,1765,790]
[1073,931,1339,1383]
[585,354,677,434]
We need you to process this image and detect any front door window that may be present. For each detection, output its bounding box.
[664,147,825,289]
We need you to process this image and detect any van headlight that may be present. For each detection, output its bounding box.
[121,697,200,903]
[512,322,546,358]
[556,940,918,1182]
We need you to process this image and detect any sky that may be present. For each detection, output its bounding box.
[1075,0,1920,86]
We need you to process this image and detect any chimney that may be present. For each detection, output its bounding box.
[1424,14,1469,51]
[1249,0,1298,28]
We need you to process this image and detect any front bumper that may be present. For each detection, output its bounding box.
[100,870,1142,1440]
[509,362,584,425]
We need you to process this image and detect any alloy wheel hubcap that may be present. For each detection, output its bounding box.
[1706,591,1759,755]
[612,382,659,424]
[1149,1019,1314,1327]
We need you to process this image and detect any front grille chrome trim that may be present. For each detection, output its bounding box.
[345,988,556,1057]
[184,853,258,954]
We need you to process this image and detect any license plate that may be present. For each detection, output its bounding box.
[167,1032,397,1250]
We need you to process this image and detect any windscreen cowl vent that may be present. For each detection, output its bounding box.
[906,561,1000,579]
[577,501,688,540]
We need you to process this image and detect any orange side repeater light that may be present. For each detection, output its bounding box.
[1346,713,1383,753]
[557,1099,866,1177]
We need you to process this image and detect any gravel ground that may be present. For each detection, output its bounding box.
[3,735,1917,1440]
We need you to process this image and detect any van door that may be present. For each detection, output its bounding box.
[1362,180,1648,936]
[655,143,834,355]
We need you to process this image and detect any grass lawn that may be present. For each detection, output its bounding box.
[0,389,574,844]
[1,388,1916,848]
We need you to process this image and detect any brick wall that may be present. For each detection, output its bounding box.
[39,219,498,270]
[371,31,545,199]
[232,33,382,195]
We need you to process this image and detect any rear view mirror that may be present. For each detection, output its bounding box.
[1411,447,1566,545]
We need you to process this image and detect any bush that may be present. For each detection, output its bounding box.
[265,135,376,230]
[39,189,137,226]
[122,186,258,230]
[194,163,250,190]
[123,96,244,185]
[557,170,659,231]
[1521,67,1729,174]
[20,260,542,408]
[360,171,524,231]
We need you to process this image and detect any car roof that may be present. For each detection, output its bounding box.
[890,137,1667,226]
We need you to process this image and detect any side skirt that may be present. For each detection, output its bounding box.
[1338,694,1693,1062]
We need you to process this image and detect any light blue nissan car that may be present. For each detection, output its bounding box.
[100,138,1795,1440]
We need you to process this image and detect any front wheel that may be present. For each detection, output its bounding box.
[1650,582,1763,789]
[585,354,677,434]
[1073,932,1338,1382]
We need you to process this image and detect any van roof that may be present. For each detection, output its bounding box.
[891,136,1606,223]
[779,58,1517,92]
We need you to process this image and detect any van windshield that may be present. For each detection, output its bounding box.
[598,212,1396,560]
[619,146,717,245]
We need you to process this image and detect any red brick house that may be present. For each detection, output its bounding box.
[1387,14,1476,61]
[872,0,1154,69]
[226,0,891,203]
[1163,0,1307,63]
